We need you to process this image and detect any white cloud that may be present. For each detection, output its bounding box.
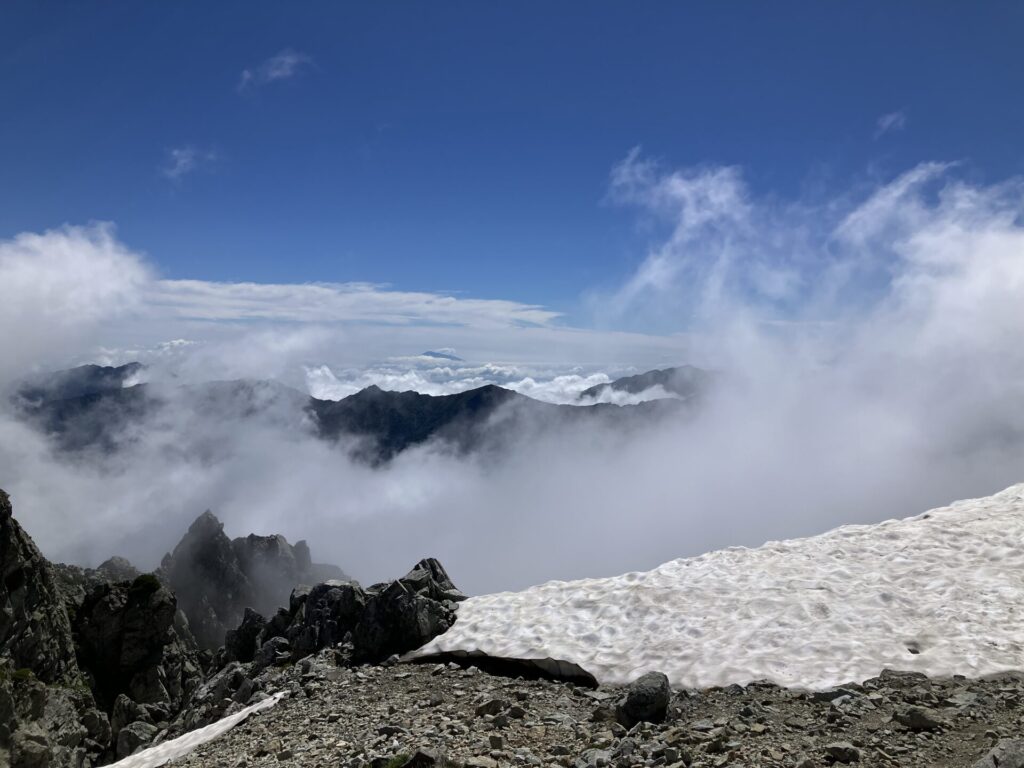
[161,146,218,181]
[238,49,313,91]
[875,109,908,138]
[0,223,151,382]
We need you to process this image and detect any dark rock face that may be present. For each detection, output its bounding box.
[0,491,79,685]
[73,575,203,717]
[616,672,670,728]
[224,608,266,664]
[352,580,456,664]
[159,511,349,650]
[1,489,206,766]
[0,491,108,766]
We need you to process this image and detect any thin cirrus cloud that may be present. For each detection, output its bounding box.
[160,146,218,181]
[238,49,314,91]
[874,109,908,139]
[145,279,562,329]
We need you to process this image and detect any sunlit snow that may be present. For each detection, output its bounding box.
[414,483,1024,690]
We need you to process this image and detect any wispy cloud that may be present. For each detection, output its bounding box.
[160,146,217,181]
[874,109,908,139]
[238,49,313,91]
[146,280,561,329]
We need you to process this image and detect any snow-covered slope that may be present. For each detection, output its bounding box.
[413,484,1024,690]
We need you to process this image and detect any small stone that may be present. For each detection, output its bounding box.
[476,699,509,717]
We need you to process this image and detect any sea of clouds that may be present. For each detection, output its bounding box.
[1,155,1022,595]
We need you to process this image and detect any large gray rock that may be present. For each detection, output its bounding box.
[224,608,266,664]
[615,672,670,727]
[974,739,1024,768]
[116,720,158,759]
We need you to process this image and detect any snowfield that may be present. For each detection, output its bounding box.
[413,483,1024,690]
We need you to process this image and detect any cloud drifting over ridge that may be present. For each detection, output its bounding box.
[1,157,1024,596]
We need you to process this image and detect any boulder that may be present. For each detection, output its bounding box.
[224,608,266,664]
[116,720,158,759]
[615,672,670,727]
[254,637,292,672]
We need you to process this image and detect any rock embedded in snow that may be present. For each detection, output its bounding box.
[414,483,1024,690]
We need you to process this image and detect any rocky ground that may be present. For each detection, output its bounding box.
[170,657,1024,768]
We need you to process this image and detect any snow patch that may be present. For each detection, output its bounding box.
[108,692,285,768]
[413,484,1024,690]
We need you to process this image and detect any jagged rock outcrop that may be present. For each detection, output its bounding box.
[73,575,204,722]
[0,490,107,767]
[225,557,464,674]
[159,511,255,650]
[159,511,348,650]
[1,490,207,766]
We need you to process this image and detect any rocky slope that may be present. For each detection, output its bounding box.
[0,487,465,767]
[164,657,1024,768]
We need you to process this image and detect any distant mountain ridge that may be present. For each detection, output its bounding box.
[10,363,705,463]
[13,362,143,404]
[578,365,713,402]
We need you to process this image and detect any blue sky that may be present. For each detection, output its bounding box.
[2,2,1023,324]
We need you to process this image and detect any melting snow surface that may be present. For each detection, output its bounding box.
[414,484,1024,690]
[108,692,285,768]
